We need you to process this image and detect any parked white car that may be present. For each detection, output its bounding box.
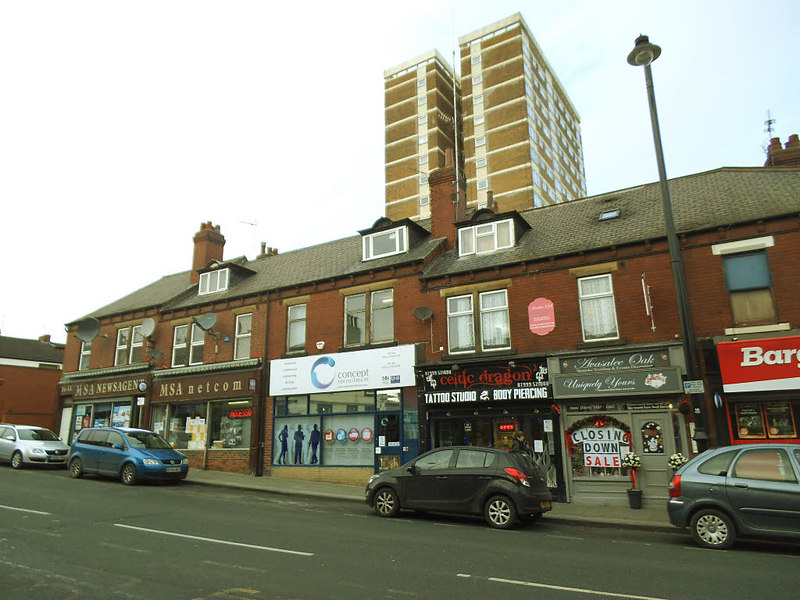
[0,424,70,469]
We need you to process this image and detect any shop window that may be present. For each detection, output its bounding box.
[567,415,631,479]
[234,313,252,360]
[729,401,797,441]
[721,250,777,325]
[344,289,394,347]
[156,403,207,450]
[79,340,91,371]
[208,401,252,449]
[286,304,306,353]
[577,274,619,342]
[446,290,510,354]
[377,389,401,411]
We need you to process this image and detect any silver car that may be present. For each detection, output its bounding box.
[667,443,800,549]
[0,424,70,469]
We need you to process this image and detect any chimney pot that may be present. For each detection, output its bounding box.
[786,134,800,148]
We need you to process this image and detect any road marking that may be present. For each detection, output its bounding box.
[203,560,269,574]
[0,504,50,516]
[114,524,314,556]
[488,577,670,600]
[547,534,584,540]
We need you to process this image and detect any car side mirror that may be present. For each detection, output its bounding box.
[112,443,124,450]
[406,464,417,475]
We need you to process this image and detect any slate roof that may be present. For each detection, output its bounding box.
[421,167,800,279]
[70,166,799,322]
[0,336,64,364]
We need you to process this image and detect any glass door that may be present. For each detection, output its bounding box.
[376,412,402,471]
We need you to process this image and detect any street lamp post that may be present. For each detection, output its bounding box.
[627,35,709,451]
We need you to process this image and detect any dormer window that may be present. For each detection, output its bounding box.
[199,268,229,295]
[458,219,514,256]
[363,226,407,261]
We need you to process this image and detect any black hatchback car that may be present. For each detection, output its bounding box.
[365,446,552,529]
[667,443,800,549]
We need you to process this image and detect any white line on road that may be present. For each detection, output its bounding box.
[0,504,50,516]
[113,524,314,556]
[488,577,670,600]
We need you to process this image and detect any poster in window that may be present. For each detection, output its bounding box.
[764,403,796,438]
[736,404,766,439]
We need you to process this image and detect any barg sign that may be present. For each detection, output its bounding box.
[718,336,800,392]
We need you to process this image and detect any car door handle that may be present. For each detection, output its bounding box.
[734,482,749,488]
[436,476,448,480]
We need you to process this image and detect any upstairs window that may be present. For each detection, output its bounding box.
[363,226,407,261]
[114,325,144,366]
[115,328,130,366]
[172,323,205,367]
[79,340,91,371]
[130,325,144,363]
[344,289,394,347]
[578,274,619,342]
[234,314,252,360]
[722,250,777,325]
[286,304,306,353]
[190,323,204,365]
[458,219,514,256]
[199,268,230,295]
[447,290,510,354]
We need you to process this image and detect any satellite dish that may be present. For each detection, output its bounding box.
[140,318,156,338]
[76,317,101,342]
[194,313,218,331]
[413,306,434,321]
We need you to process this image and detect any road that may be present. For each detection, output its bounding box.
[1,467,798,600]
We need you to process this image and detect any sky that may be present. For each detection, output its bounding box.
[1,1,798,345]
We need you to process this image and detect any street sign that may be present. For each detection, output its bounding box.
[683,380,705,394]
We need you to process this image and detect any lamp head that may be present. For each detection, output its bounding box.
[627,34,661,67]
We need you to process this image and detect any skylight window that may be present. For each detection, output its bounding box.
[599,209,621,221]
[363,226,408,261]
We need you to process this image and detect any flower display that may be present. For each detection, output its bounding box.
[621,452,641,469]
[668,453,688,469]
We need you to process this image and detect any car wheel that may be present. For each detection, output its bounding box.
[373,487,400,517]
[10,451,24,469]
[69,458,83,478]
[690,509,736,550]
[121,463,138,486]
[485,495,517,529]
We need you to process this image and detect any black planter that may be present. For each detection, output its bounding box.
[627,488,643,509]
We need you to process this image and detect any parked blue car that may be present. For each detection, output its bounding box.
[68,427,189,485]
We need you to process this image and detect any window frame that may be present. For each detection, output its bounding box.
[79,340,92,371]
[115,327,130,366]
[235,313,252,360]
[446,289,510,354]
[198,268,230,295]
[189,323,205,365]
[362,226,408,261]
[721,249,777,325]
[129,325,144,364]
[458,219,514,257]
[577,273,620,342]
[171,325,188,367]
[343,289,394,348]
[286,304,306,353]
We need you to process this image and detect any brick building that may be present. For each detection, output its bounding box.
[59,159,800,503]
[0,335,63,430]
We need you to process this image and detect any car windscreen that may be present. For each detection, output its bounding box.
[18,428,59,442]
[125,431,173,450]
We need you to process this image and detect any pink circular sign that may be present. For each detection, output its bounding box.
[348,428,360,442]
[528,298,555,335]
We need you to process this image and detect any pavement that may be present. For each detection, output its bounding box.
[184,469,676,533]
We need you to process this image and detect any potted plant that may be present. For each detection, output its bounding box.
[622,451,642,509]
[668,452,688,470]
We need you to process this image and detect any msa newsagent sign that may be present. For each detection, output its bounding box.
[718,336,800,392]
[269,345,416,396]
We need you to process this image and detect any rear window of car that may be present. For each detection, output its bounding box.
[697,449,738,476]
[455,449,496,469]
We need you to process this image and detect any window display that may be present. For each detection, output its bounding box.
[209,401,252,449]
[567,415,631,479]
[729,401,797,441]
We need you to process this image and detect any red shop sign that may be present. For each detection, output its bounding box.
[718,336,800,392]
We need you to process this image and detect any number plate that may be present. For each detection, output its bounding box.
[166,466,182,473]
[541,501,551,509]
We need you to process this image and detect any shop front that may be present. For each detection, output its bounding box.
[268,345,419,486]
[416,358,565,501]
[58,366,150,442]
[150,360,263,475]
[550,345,690,502]
[716,335,800,446]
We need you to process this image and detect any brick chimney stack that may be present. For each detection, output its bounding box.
[428,148,467,249]
[765,134,800,168]
[191,222,225,283]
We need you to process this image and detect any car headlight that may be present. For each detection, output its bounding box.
[31,448,46,455]
[182,458,189,465]
[142,459,160,465]
[368,474,380,485]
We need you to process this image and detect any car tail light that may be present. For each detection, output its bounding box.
[668,474,681,498]
[504,467,530,487]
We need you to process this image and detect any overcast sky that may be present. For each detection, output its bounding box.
[1,1,798,345]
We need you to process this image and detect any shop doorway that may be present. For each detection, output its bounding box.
[376,412,402,471]
[631,411,678,499]
[429,412,565,501]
